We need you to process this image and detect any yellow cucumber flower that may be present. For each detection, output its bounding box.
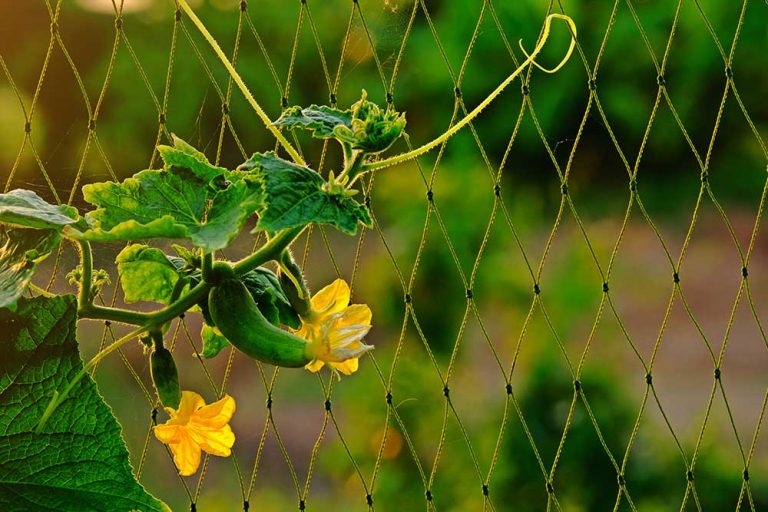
[153,391,236,476]
[293,279,374,376]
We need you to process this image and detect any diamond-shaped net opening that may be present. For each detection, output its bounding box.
[2,0,768,510]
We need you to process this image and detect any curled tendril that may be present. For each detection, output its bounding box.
[518,13,577,74]
[361,13,578,173]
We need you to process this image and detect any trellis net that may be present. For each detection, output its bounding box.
[2,0,767,510]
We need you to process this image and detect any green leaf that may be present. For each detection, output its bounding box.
[0,295,169,511]
[0,227,61,310]
[116,244,180,304]
[81,167,262,251]
[0,189,79,230]
[241,267,301,329]
[274,105,352,139]
[275,91,405,154]
[200,324,230,359]
[157,135,227,187]
[239,152,371,235]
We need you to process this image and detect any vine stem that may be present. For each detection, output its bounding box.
[35,325,147,433]
[76,239,93,307]
[176,0,305,166]
[362,13,577,172]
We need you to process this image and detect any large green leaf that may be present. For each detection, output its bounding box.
[0,189,79,230]
[156,135,227,186]
[0,295,169,511]
[274,105,352,139]
[116,244,180,304]
[239,152,371,235]
[81,167,262,251]
[0,227,61,310]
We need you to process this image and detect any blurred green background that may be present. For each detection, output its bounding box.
[2,0,768,510]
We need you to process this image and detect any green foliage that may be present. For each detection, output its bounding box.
[276,90,405,154]
[0,295,168,511]
[239,151,371,235]
[0,226,60,309]
[156,135,228,187]
[200,324,230,359]
[116,244,181,304]
[0,189,79,230]
[81,166,263,251]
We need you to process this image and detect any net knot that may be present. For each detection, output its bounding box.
[560,183,568,195]
[324,399,331,411]
[617,474,625,486]
[629,178,638,192]
[425,490,433,501]
[743,469,750,481]
[521,83,530,96]
[546,481,554,494]
[151,408,158,424]
[175,9,182,22]
[104,320,112,327]
[329,93,337,105]
[386,92,393,104]
[364,195,371,208]
[222,103,229,115]
[687,469,694,482]
[190,503,197,512]
[573,379,581,392]
[482,484,489,496]
[299,499,306,510]
[88,118,96,131]
[533,283,541,295]
[404,293,412,304]
[240,0,247,12]
[427,189,434,202]
[454,86,462,98]
[673,272,680,284]
[24,121,31,133]
[267,396,273,409]
[645,373,653,385]
[588,78,597,91]
[494,183,501,197]
[465,289,473,299]
[725,66,733,78]
[115,17,123,30]
[366,494,373,506]
[386,392,393,404]
[243,501,249,511]
[602,282,609,293]
[159,113,166,125]
[742,266,748,278]
[505,383,513,395]
[656,74,666,86]
[714,368,721,380]
[700,171,709,182]
[442,385,450,398]
[281,96,289,108]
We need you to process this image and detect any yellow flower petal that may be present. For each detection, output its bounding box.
[154,391,237,476]
[330,357,359,375]
[310,279,350,316]
[193,394,236,429]
[168,429,202,477]
[337,304,372,326]
[305,359,326,373]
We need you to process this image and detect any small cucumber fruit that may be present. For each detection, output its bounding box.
[151,346,181,409]
[208,279,312,368]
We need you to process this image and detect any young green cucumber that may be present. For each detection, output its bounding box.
[208,279,312,368]
[151,346,181,409]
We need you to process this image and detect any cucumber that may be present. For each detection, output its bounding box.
[150,346,181,409]
[208,279,312,368]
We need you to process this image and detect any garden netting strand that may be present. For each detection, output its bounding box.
[1,0,767,510]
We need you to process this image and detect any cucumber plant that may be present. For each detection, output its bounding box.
[0,2,575,489]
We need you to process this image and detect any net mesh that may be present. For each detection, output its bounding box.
[2,0,768,510]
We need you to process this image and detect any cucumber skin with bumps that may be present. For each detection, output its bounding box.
[208,279,312,368]
[151,346,181,409]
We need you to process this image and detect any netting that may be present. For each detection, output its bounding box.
[2,0,768,510]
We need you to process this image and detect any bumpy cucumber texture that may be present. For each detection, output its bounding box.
[208,279,312,368]
[151,346,182,409]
